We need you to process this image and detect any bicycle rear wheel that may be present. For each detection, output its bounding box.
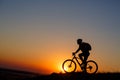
[62,59,76,73]
[86,60,98,74]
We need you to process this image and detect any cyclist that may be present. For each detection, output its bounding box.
[73,39,92,70]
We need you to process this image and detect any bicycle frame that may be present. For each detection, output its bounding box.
[71,55,82,69]
[62,54,98,74]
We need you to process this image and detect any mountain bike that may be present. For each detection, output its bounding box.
[62,53,98,74]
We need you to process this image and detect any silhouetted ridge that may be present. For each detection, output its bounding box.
[0,68,120,80]
[0,68,38,80]
[23,72,120,80]
[0,68,37,74]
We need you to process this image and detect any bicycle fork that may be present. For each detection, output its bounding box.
[68,58,74,67]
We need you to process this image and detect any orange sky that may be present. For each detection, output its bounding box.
[0,0,120,74]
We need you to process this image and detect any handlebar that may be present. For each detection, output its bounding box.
[72,52,76,56]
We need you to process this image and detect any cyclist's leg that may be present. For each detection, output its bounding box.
[79,53,84,62]
[82,56,88,72]
[83,51,90,63]
[79,53,85,71]
[82,52,90,72]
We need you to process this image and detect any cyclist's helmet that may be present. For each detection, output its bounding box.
[77,39,82,44]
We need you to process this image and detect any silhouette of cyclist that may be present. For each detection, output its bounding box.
[73,39,91,68]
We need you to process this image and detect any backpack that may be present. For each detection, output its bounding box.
[82,42,92,51]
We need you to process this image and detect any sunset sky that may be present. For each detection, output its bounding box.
[0,0,120,74]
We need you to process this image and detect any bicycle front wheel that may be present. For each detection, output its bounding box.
[86,60,98,74]
[62,59,76,73]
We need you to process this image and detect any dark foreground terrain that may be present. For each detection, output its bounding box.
[0,68,120,80]
[25,72,120,80]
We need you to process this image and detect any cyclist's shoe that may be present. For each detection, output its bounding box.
[82,69,87,74]
[81,63,85,70]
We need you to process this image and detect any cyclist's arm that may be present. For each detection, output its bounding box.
[74,48,80,54]
[73,46,81,55]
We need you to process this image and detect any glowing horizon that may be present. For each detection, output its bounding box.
[0,0,120,74]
